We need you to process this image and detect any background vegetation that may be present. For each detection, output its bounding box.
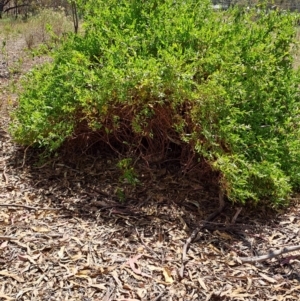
[212,0,300,11]
[7,0,300,206]
[0,0,71,18]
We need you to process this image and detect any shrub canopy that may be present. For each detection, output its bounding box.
[10,0,300,206]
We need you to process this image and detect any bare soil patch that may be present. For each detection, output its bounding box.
[1,29,300,301]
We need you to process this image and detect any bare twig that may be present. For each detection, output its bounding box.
[239,245,300,263]
[0,204,61,211]
[179,189,226,278]
[231,207,242,224]
[71,0,79,34]
[135,228,160,260]
[2,165,8,184]
[21,144,31,168]
[151,290,165,301]
[33,158,57,169]
[0,236,17,241]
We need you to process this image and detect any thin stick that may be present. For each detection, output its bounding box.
[135,228,160,260]
[239,245,300,263]
[21,144,31,168]
[179,189,225,278]
[0,204,61,211]
[0,236,17,241]
[2,166,8,184]
[231,207,242,224]
[151,291,165,301]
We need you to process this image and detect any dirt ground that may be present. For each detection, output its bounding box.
[1,30,300,301]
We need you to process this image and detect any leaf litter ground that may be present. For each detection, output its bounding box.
[1,33,300,301]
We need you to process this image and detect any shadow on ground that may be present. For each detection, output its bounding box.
[1,123,300,300]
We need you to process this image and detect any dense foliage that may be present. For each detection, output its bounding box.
[10,0,300,205]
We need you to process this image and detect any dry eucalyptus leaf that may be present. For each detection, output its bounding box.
[258,272,277,284]
[0,292,14,301]
[162,267,174,284]
[0,270,24,282]
[198,277,207,291]
[31,226,50,233]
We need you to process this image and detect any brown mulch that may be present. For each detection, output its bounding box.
[1,32,300,301]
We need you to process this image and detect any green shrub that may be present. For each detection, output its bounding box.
[10,0,300,206]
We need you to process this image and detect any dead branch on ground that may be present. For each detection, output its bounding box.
[0,204,61,211]
[239,245,300,263]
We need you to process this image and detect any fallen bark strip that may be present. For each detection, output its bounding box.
[239,245,300,263]
[0,204,61,211]
[179,189,225,278]
[0,236,17,241]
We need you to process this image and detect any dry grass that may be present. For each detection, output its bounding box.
[294,26,300,70]
[0,8,73,50]
[23,8,73,49]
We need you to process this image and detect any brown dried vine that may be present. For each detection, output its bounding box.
[61,100,218,187]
